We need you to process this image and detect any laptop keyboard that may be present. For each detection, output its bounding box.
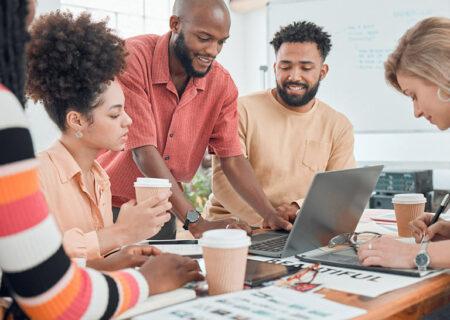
[250,235,288,252]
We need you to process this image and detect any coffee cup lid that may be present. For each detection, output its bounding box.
[134,177,172,188]
[199,229,251,249]
[392,193,426,204]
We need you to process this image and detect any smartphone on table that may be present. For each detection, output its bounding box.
[244,259,300,287]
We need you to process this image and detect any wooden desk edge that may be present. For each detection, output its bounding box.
[320,272,450,319]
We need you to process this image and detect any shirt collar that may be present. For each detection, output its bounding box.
[46,140,109,186]
[152,32,206,91]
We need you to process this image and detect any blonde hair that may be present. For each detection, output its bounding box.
[385,17,450,97]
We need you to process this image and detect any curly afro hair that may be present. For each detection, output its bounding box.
[270,21,332,60]
[26,11,126,131]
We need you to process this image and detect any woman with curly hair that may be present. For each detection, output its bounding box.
[358,17,450,269]
[0,0,202,318]
[26,10,178,270]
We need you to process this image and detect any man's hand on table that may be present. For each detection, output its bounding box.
[139,254,204,295]
[262,212,293,231]
[259,202,299,231]
[189,217,252,238]
[275,203,299,223]
[88,245,161,271]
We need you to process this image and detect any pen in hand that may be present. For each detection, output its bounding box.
[430,194,450,225]
[421,193,450,242]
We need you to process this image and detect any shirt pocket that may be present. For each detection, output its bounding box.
[302,140,332,172]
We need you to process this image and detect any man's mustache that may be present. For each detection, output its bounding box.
[283,82,309,89]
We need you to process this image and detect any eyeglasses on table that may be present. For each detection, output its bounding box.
[328,231,381,251]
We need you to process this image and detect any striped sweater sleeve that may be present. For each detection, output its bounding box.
[0,85,149,319]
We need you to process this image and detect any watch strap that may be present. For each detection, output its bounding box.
[183,210,200,230]
[183,219,189,230]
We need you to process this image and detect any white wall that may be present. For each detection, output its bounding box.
[218,7,267,96]
[216,12,246,94]
[241,6,268,95]
[36,0,60,14]
[26,0,62,153]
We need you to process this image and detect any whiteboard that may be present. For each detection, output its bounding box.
[267,0,450,133]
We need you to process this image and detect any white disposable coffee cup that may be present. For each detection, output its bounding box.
[199,229,251,295]
[134,177,172,203]
[392,193,426,237]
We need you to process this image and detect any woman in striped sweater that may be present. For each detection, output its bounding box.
[0,0,202,318]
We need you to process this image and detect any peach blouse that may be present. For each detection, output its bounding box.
[37,140,113,259]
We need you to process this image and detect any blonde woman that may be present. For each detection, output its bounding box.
[358,17,450,269]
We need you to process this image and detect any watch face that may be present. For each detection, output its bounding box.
[187,210,200,222]
[415,253,429,267]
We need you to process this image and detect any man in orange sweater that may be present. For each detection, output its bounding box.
[204,21,356,226]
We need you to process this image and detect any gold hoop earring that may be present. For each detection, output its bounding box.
[75,131,83,139]
[437,88,450,102]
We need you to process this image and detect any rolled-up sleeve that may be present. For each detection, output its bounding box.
[62,228,102,260]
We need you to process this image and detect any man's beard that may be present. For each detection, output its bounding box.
[174,32,212,78]
[276,80,320,107]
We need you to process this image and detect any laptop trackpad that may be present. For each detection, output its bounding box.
[252,231,289,243]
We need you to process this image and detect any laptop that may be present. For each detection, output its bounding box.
[249,165,384,258]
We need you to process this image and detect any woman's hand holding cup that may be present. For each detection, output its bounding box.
[116,191,172,244]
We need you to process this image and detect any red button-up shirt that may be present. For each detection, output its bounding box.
[98,32,242,207]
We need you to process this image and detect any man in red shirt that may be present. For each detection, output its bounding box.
[98,0,294,238]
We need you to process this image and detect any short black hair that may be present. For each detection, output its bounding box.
[26,11,126,131]
[270,21,332,60]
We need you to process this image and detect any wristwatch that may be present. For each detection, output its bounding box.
[415,239,431,272]
[183,209,201,230]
